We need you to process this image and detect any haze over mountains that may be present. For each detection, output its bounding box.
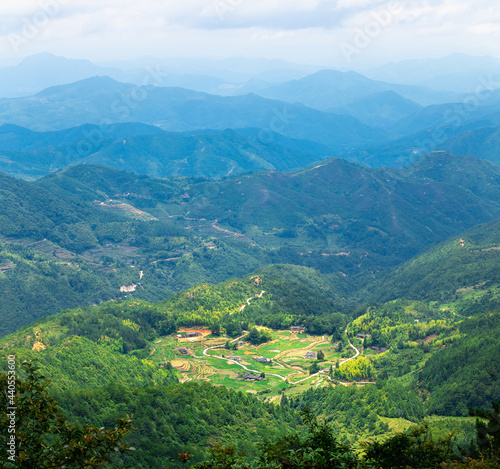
[0,53,499,185]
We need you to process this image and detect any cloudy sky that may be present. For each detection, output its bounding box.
[1,0,499,68]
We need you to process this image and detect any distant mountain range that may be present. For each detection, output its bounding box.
[366,53,500,93]
[0,53,319,98]
[0,123,322,180]
[0,76,388,147]
[1,54,500,178]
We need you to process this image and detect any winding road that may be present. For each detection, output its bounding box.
[202,343,287,381]
[236,291,265,313]
[285,328,360,384]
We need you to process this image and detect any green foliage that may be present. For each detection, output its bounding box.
[335,356,375,381]
[373,219,500,303]
[0,361,133,468]
[362,421,457,469]
[471,400,500,458]
[58,381,300,468]
[245,328,272,345]
[309,362,320,375]
[256,409,358,469]
[419,313,500,416]
[293,381,425,439]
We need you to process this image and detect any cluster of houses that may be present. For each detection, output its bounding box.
[290,326,306,333]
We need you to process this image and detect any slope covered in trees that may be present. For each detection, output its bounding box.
[1,152,500,335]
[373,219,500,302]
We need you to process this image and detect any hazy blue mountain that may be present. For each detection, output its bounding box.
[0,53,280,99]
[340,121,500,169]
[0,53,127,98]
[101,55,321,83]
[233,128,333,157]
[0,76,387,148]
[0,122,163,151]
[329,90,422,128]
[255,69,459,109]
[257,69,388,110]
[0,122,164,179]
[366,53,500,93]
[82,129,321,179]
[435,126,500,166]
[391,93,500,138]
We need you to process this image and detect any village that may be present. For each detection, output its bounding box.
[148,323,376,398]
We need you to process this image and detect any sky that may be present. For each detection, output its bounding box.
[1,0,499,69]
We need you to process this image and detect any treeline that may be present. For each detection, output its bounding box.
[58,381,300,468]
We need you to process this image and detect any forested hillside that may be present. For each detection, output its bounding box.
[1,152,500,336]
[373,219,500,302]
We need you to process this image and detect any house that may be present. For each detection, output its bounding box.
[177,332,202,339]
[238,341,244,347]
[178,347,188,355]
[370,346,388,353]
[229,355,242,362]
[304,351,317,359]
[242,373,263,381]
[290,326,305,333]
[255,357,271,364]
[0,263,13,272]
[355,334,371,339]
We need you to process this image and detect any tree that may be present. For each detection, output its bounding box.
[309,362,320,375]
[210,322,221,336]
[0,361,134,468]
[317,350,325,360]
[470,400,500,458]
[246,327,261,344]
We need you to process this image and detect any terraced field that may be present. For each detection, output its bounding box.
[148,329,353,398]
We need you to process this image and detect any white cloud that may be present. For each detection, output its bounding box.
[0,0,499,66]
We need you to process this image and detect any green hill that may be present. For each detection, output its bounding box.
[0,124,322,180]
[436,126,500,166]
[183,152,500,265]
[373,219,500,302]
